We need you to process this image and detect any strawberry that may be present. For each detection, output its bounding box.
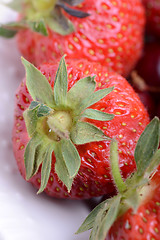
[77,117,160,239]
[1,0,145,77]
[142,0,160,37]
[12,56,149,199]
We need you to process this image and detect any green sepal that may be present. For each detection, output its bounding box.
[76,199,110,234]
[46,9,75,36]
[145,148,160,178]
[54,138,81,191]
[123,189,140,212]
[28,19,48,36]
[4,0,23,12]
[90,196,121,240]
[0,25,17,38]
[23,103,39,137]
[37,103,52,117]
[134,117,160,177]
[21,57,55,108]
[54,142,73,192]
[54,55,68,106]
[67,76,96,107]
[77,87,114,115]
[24,133,44,180]
[71,121,111,145]
[81,109,114,121]
[37,143,55,194]
[23,101,52,137]
[61,139,81,178]
[110,138,127,193]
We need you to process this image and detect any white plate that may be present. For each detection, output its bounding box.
[0,4,91,240]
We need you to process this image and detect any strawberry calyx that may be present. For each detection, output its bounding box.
[0,0,89,37]
[22,56,114,193]
[77,117,160,240]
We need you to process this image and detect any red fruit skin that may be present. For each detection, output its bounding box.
[135,90,156,119]
[16,0,145,77]
[142,0,160,37]
[12,59,149,199]
[106,167,160,240]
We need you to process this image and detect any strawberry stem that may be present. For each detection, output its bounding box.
[110,139,127,194]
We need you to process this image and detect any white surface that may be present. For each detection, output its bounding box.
[0,5,90,240]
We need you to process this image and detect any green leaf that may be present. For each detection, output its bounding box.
[0,25,17,38]
[145,148,160,177]
[24,134,43,180]
[61,139,81,178]
[93,195,121,240]
[54,56,68,106]
[71,121,111,145]
[21,57,55,108]
[28,19,48,36]
[37,143,55,194]
[67,76,96,106]
[134,117,160,176]
[23,103,40,137]
[76,199,109,234]
[78,87,114,114]
[54,143,73,192]
[81,109,114,121]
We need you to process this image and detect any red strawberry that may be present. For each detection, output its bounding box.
[77,117,160,239]
[12,56,149,199]
[142,0,160,37]
[1,0,145,77]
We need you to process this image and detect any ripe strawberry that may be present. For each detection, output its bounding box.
[12,56,149,199]
[77,117,160,239]
[142,0,160,37]
[1,0,145,77]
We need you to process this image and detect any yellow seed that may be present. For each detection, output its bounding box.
[105,58,111,63]
[68,44,73,50]
[98,39,104,44]
[106,24,112,29]
[73,36,79,42]
[122,122,127,126]
[118,47,123,52]
[89,49,95,55]
[115,112,121,115]
[102,4,109,9]
[117,33,123,38]
[69,73,73,78]
[132,129,137,133]
[112,16,118,21]
[119,134,123,139]
[79,24,84,28]
[131,115,135,118]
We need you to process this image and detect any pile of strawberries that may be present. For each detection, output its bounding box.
[1,0,160,239]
